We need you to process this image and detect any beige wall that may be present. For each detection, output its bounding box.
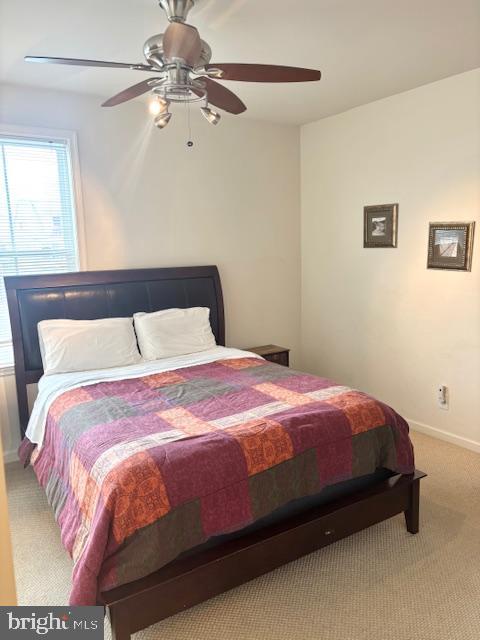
[301,69,480,451]
[0,83,301,458]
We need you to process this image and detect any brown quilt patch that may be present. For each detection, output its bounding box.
[108,500,204,588]
[352,425,397,476]
[248,449,320,521]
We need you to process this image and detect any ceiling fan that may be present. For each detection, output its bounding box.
[25,0,321,129]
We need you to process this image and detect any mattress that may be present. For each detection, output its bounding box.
[24,346,414,605]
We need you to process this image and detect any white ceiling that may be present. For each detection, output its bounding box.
[1,0,479,125]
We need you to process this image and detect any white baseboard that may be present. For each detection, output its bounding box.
[3,449,19,464]
[408,419,480,454]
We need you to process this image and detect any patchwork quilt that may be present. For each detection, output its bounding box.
[29,357,415,605]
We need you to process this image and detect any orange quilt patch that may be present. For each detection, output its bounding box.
[142,371,186,388]
[102,451,171,543]
[230,419,294,476]
[159,407,217,435]
[220,358,265,370]
[70,453,99,523]
[325,391,385,434]
[254,382,313,407]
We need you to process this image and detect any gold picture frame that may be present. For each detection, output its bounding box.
[364,203,398,248]
[427,222,475,271]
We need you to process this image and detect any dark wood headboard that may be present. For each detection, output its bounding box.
[5,266,225,439]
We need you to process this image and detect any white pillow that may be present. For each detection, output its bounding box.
[38,317,141,375]
[134,307,216,360]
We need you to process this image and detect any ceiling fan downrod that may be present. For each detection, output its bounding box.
[158,0,195,23]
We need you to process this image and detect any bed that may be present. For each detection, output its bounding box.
[5,266,425,640]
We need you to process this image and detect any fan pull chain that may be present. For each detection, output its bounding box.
[186,100,194,148]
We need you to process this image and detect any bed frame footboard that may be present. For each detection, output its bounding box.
[103,469,426,640]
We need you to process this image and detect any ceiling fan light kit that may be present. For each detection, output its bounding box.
[200,105,221,125]
[154,111,173,129]
[148,96,169,116]
[24,0,321,133]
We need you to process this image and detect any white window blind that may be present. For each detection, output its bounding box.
[0,135,80,366]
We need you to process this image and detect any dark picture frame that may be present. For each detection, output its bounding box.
[427,222,475,271]
[364,203,398,248]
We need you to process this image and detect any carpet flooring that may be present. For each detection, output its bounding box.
[5,431,480,640]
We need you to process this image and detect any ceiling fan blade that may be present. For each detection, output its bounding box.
[194,77,246,115]
[102,78,159,107]
[204,63,321,83]
[25,56,155,71]
[162,22,202,67]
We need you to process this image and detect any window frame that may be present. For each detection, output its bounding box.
[0,123,87,374]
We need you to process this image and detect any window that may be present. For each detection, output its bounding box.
[0,131,82,367]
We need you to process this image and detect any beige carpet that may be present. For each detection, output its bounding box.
[5,431,480,640]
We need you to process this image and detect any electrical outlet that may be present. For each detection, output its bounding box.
[437,385,449,410]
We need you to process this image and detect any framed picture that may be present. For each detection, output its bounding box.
[427,222,475,271]
[364,203,398,248]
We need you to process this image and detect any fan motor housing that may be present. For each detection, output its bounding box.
[143,33,212,69]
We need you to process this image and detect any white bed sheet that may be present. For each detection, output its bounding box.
[27,346,261,449]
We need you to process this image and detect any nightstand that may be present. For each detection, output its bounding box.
[247,344,290,367]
